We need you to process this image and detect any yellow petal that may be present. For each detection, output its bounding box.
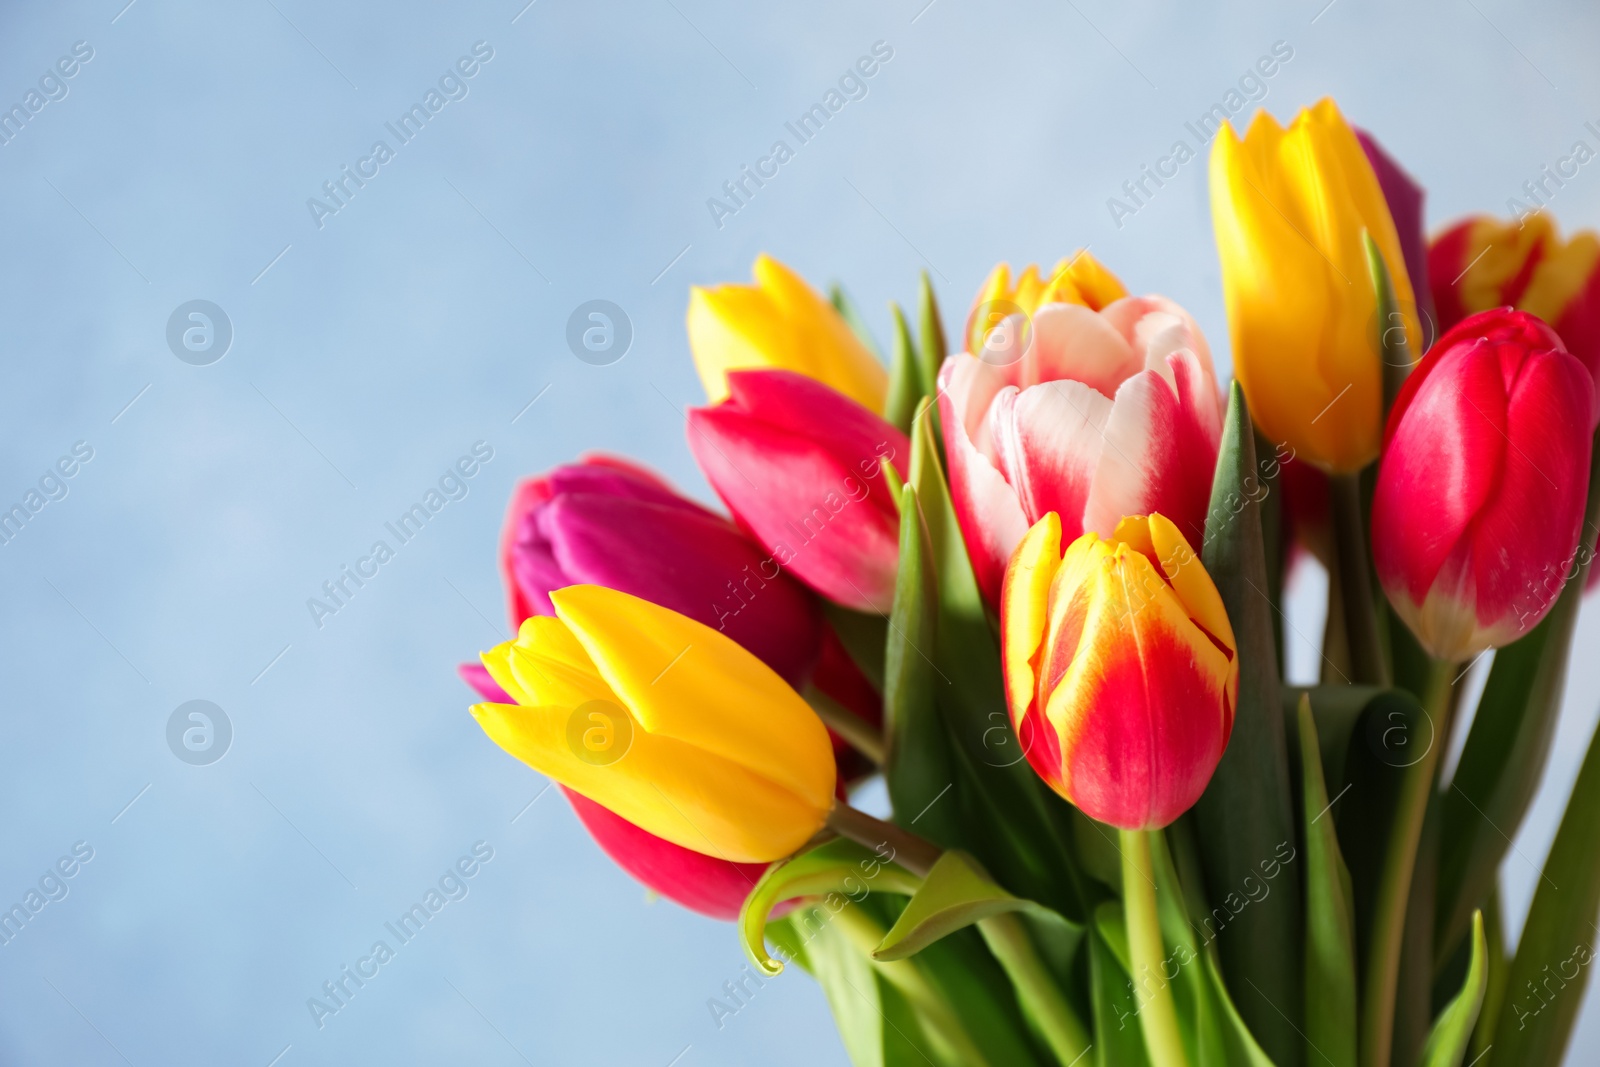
[1210,98,1417,472]
[469,701,825,863]
[550,584,836,822]
[1146,513,1236,663]
[1001,513,1062,725]
[687,255,887,411]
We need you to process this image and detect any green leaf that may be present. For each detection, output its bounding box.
[824,602,888,692]
[902,400,1090,920]
[768,911,920,1067]
[832,282,884,361]
[1487,695,1600,1062]
[1364,230,1414,420]
[872,850,1080,962]
[1417,911,1487,1067]
[1192,380,1302,1067]
[740,837,920,976]
[1088,916,1151,1067]
[1295,695,1358,1067]
[883,481,963,849]
[1284,684,1388,792]
[885,303,922,434]
[1438,427,1600,966]
[1200,950,1279,1067]
[916,271,947,399]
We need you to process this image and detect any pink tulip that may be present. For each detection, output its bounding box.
[500,454,823,688]
[939,296,1225,606]
[1373,309,1597,660]
[458,664,767,920]
[687,370,910,614]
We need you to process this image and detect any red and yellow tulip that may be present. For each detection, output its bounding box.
[1000,512,1238,830]
[1429,213,1600,417]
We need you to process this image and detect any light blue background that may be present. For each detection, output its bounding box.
[2,0,1598,1063]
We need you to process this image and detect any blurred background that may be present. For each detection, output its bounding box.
[2,0,1598,1063]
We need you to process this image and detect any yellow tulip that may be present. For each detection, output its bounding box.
[1209,98,1420,472]
[471,585,837,864]
[687,254,888,412]
[965,251,1127,355]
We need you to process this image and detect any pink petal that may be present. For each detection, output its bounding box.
[991,379,1112,541]
[1024,303,1141,397]
[938,355,1029,606]
[1084,349,1222,547]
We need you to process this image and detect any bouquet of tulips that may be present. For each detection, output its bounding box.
[458,98,1600,1067]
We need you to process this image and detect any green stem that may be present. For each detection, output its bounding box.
[1121,828,1191,1067]
[805,686,886,765]
[1359,658,1454,1067]
[825,802,940,877]
[1330,471,1389,687]
[978,912,1094,1066]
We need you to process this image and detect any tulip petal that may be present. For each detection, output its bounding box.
[1024,303,1141,397]
[563,786,766,920]
[939,355,1030,605]
[551,585,836,821]
[1047,544,1234,829]
[471,698,823,863]
[540,493,821,687]
[1084,350,1221,548]
[990,379,1111,539]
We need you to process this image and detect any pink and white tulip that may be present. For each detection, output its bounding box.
[939,296,1226,606]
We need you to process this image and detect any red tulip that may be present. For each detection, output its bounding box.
[459,664,766,920]
[687,370,909,614]
[940,294,1224,607]
[1372,309,1597,660]
[500,454,823,688]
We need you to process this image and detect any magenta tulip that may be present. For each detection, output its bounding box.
[939,296,1224,606]
[687,370,910,614]
[1373,309,1597,660]
[500,454,823,688]
[458,664,767,920]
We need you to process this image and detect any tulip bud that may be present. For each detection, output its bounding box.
[1429,214,1600,418]
[459,662,768,919]
[500,455,823,688]
[472,586,837,864]
[1001,512,1238,830]
[687,370,909,613]
[965,251,1127,355]
[1372,309,1597,660]
[941,275,1223,607]
[1210,98,1421,473]
[687,254,888,412]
